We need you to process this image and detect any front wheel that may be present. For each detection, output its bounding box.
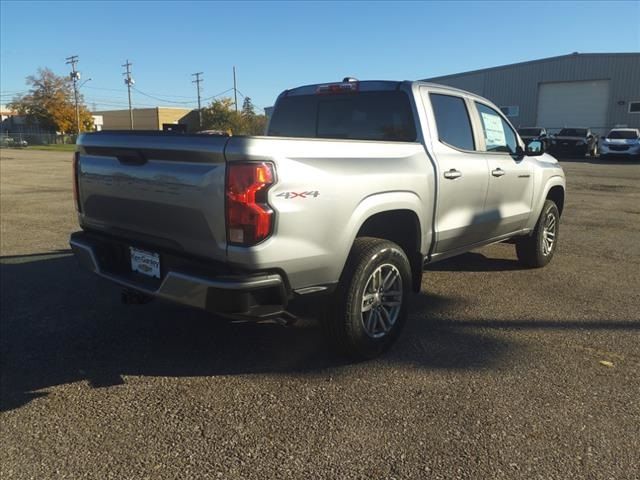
[322,237,412,359]
[515,199,560,268]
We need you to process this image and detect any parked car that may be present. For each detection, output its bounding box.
[70,79,566,359]
[549,128,598,157]
[518,127,550,150]
[599,128,640,160]
[0,136,28,148]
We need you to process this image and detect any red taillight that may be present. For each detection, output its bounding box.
[73,152,81,212]
[226,162,275,246]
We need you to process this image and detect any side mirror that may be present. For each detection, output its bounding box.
[525,140,544,156]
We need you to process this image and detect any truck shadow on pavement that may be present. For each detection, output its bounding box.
[1,252,638,412]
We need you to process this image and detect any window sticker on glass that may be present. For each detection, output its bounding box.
[480,111,506,149]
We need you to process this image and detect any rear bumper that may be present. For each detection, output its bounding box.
[69,231,288,318]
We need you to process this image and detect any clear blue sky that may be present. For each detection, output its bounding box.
[1,0,639,112]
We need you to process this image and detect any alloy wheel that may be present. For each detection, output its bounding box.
[360,263,403,338]
[542,211,557,256]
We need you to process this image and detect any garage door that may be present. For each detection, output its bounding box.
[537,80,610,134]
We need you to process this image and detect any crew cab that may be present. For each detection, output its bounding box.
[599,128,640,160]
[549,127,598,157]
[70,79,566,359]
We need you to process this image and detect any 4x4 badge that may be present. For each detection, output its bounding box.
[276,191,320,199]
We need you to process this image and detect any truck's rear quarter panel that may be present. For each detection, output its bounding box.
[225,136,433,289]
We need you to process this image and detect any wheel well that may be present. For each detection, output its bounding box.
[356,210,423,292]
[547,186,565,216]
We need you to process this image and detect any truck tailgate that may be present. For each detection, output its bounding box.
[76,133,229,261]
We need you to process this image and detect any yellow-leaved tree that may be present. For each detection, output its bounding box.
[8,68,93,134]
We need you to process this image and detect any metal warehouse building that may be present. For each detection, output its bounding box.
[425,52,640,135]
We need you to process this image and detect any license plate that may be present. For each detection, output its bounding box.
[130,247,160,279]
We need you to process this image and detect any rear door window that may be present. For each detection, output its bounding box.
[429,93,476,151]
[268,91,417,142]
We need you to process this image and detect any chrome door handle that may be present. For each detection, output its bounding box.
[443,169,462,179]
[492,168,505,177]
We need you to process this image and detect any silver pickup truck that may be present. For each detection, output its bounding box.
[70,79,565,358]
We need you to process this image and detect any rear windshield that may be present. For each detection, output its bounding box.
[558,128,587,137]
[608,130,639,139]
[518,128,542,136]
[267,91,417,142]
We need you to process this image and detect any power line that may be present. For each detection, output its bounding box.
[192,72,203,129]
[84,98,168,109]
[235,89,267,113]
[84,86,123,93]
[85,85,195,99]
[201,88,234,101]
[131,86,196,105]
[83,93,191,107]
[84,86,234,106]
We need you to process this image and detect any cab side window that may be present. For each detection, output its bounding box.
[475,102,518,154]
[430,93,476,151]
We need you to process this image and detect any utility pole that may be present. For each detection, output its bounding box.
[192,72,203,129]
[233,66,238,113]
[122,60,135,130]
[66,55,81,135]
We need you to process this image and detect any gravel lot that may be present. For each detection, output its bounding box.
[1,148,639,479]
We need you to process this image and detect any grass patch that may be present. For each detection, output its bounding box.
[27,144,77,152]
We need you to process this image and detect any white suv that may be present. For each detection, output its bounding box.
[600,128,640,160]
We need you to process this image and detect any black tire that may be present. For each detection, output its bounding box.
[322,237,412,359]
[516,199,560,268]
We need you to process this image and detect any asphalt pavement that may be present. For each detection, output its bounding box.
[1,148,639,479]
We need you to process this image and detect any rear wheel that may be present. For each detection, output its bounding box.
[515,199,560,268]
[322,237,412,359]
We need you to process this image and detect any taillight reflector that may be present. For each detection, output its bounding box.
[226,162,275,246]
[73,152,81,212]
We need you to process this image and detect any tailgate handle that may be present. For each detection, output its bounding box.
[116,149,147,165]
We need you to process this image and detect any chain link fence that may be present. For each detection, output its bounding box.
[0,132,78,148]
